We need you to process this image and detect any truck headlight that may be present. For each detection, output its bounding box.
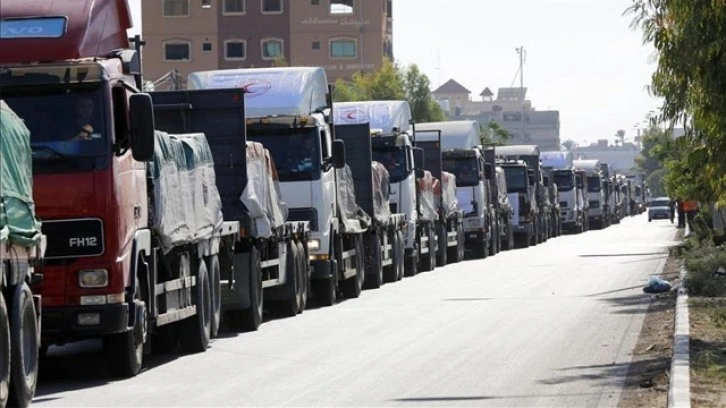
[308,239,320,251]
[79,269,108,288]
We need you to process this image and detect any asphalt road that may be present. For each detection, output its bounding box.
[34,214,678,407]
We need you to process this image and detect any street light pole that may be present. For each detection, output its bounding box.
[516,46,526,140]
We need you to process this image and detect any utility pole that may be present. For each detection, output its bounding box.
[516,46,526,140]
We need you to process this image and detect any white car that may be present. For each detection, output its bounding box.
[648,197,672,222]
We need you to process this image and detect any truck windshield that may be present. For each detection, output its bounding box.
[2,84,109,174]
[372,147,408,183]
[554,171,574,192]
[503,166,527,193]
[442,157,479,187]
[635,186,642,196]
[587,176,601,192]
[247,128,322,182]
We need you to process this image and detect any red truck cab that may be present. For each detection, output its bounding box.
[0,0,149,346]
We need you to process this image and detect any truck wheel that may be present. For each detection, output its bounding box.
[342,235,364,298]
[312,273,337,307]
[446,227,460,264]
[365,233,384,289]
[395,231,405,281]
[420,228,436,271]
[0,292,10,408]
[207,255,222,338]
[295,240,308,312]
[226,247,263,331]
[277,241,301,317]
[404,252,418,277]
[436,223,448,267]
[180,259,211,353]
[8,284,38,407]
[384,231,399,283]
[106,283,146,377]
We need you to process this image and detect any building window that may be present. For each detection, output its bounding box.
[311,0,320,4]
[261,0,283,14]
[223,0,245,14]
[312,41,320,50]
[225,40,247,60]
[261,38,284,59]
[163,0,190,17]
[203,42,212,51]
[330,38,356,58]
[330,0,354,14]
[202,0,212,8]
[164,41,191,61]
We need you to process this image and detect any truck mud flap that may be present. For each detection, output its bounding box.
[223,253,251,311]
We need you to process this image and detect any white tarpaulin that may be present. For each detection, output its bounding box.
[150,131,223,254]
[456,188,475,214]
[187,67,329,118]
[334,101,412,135]
[336,165,370,233]
[371,161,392,224]
[240,142,289,238]
[436,171,459,217]
[417,171,438,222]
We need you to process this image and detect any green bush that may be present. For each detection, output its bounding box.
[684,246,726,297]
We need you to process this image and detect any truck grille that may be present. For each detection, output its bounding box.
[589,201,600,209]
[43,219,104,259]
[288,208,318,231]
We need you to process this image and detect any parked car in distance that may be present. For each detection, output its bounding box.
[648,197,672,222]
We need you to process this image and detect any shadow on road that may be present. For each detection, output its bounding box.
[391,390,615,403]
[539,356,670,389]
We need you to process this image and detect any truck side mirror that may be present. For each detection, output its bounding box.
[413,147,425,178]
[543,176,550,187]
[129,93,155,162]
[332,139,346,169]
[484,163,493,180]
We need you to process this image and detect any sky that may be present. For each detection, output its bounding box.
[126,0,658,146]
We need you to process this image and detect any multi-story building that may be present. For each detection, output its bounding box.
[432,79,561,151]
[142,0,393,88]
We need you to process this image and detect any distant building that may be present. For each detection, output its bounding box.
[432,79,560,151]
[142,0,393,88]
[573,139,641,174]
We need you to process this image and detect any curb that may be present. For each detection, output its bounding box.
[668,259,691,408]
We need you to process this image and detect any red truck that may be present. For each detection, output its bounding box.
[0,0,238,377]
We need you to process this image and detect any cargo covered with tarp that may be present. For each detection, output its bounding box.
[240,141,289,238]
[417,171,438,222]
[435,171,459,218]
[371,162,392,224]
[149,130,224,254]
[0,100,42,247]
[336,165,370,233]
[333,101,412,135]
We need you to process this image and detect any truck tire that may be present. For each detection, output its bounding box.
[8,284,38,407]
[295,240,309,312]
[436,222,447,267]
[365,233,384,289]
[1,292,10,408]
[404,250,418,277]
[384,230,398,283]
[419,227,436,271]
[180,259,211,353]
[207,255,222,338]
[226,247,263,332]
[276,241,301,317]
[106,279,146,377]
[395,231,405,281]
[342,235,364,298]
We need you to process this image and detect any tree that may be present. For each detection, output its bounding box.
[332,60,444,122]
[628,1,726,205]
[634,126,672,176]
[479,120,510,145]
[561,139,577,151]
[616,129,626,146]
[403,64,445,122]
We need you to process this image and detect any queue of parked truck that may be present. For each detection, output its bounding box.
[0,1,650,406]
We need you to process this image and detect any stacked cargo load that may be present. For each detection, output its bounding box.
[371,161,392,225]
[240,141,289,238]
[417,171,438,222]
[435,171,460,218]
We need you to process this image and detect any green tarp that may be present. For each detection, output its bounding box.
[0,100,42,247]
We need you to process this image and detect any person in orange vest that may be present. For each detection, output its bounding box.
[676,198,686,228]
[683,199,699,227]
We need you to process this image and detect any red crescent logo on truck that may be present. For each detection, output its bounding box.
[239,80,272,97]
[345,111,357,120]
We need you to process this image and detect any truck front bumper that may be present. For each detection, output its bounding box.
[41,303,129,345]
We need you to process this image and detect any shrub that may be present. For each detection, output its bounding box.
[684,246,726,297]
